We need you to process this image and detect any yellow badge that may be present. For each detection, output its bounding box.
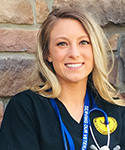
[93,117,117,135]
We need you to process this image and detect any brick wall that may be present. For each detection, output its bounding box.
[0,0,125,124]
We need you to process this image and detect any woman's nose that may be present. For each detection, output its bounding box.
[68,44,80,58]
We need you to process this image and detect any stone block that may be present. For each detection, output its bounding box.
[108,55,119,87]
[53,0,125,26]
[0,0,34,24]
[121,0,125,23]
[36,0,49,23]
[120,35,125,82]
[0,57,42,97]
[0,29,38,53]
[108,34,120,51]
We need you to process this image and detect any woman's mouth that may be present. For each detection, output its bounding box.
[65,63,84,68]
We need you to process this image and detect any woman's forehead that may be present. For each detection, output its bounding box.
[49,18,88,39]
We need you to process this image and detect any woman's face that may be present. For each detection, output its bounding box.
[48,18,94,85]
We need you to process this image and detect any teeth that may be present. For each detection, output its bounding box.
[66,63,82,68]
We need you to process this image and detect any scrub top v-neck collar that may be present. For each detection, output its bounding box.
[54,98,83,138]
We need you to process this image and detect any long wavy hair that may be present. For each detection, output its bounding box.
[32,5,124,105]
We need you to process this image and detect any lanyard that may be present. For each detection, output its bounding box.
[50,89,90,150]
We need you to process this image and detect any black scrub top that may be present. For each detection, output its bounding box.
[0,89,125,150]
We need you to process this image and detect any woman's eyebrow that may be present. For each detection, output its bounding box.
[55,35,89,41]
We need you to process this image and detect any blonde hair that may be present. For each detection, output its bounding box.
[33,5,124,105]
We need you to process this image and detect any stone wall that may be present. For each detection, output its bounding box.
[0,0,125,124]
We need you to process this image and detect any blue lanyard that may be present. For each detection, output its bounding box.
[81,90,89,150]
[50,89,91,150]
[50,98,75,150]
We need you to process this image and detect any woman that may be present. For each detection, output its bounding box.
[0,5,125,150]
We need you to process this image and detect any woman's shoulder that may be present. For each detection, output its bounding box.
[12,89,47,100]
[93,90,125,114]
[7,89,49,110]
[89,85,125,108]
[102,98,125,115]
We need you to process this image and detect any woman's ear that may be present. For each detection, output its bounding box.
[47,56,52,63]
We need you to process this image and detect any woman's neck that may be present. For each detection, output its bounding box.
[58,80,87,104]
[57,80,87,123]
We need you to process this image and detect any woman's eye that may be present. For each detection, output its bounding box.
[57,42,67,46]
[80,40,90,45]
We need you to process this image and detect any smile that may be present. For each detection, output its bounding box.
[65,63,84,68]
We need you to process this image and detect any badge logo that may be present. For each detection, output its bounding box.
[93,117,117,135]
